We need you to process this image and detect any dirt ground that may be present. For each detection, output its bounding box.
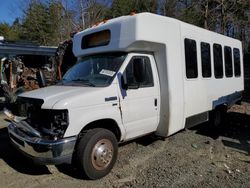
[0,103,249,188]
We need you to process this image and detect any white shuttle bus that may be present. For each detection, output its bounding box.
[7,13,244,179]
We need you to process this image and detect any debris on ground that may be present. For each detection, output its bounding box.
[191,143,198,149]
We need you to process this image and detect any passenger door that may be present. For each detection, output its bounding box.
[119,54,160,140]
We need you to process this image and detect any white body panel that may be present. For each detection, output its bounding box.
[73,13,243,137]
[73,14,186,136]
[181,23,244,117]
[19,13,243,142]
[117,53,160,140]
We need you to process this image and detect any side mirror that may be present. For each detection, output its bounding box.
[133,58,146,83]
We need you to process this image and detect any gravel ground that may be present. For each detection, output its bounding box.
[0,103,249,188]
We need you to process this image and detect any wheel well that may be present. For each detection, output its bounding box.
[80,119,121,141]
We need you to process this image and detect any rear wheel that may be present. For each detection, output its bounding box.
[76,128,118,179]
[209,106,227,127]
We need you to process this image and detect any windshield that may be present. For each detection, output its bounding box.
[61,53,126,87]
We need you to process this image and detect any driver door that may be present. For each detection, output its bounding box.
[119,54,160,140]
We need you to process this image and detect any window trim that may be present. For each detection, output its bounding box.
[233,48,241,77]
[224,46,233,78]
[81,30,111,49]
[184,38,198,79]
[125,56,154,89]
[200,42,212,79]
[213,43,224,79]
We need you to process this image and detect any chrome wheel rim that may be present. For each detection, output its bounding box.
[91,139,114,170]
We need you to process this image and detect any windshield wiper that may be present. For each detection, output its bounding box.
[71,79,96,87]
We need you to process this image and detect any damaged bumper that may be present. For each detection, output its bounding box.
[8,123,77,165]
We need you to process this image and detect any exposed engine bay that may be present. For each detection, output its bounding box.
[10,97,69,139]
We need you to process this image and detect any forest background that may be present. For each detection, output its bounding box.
[0,0,249,52]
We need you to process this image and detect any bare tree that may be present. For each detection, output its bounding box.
[159,0,177,17]
[78,0,109,29]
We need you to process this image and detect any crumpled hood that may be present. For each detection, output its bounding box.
[19,85,118,109]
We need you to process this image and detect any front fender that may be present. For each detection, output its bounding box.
[64,104,126,141]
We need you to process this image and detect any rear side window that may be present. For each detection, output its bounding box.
[233,48,241,77]
[184,38,198,79]
[213,44,223,78]
[201,42,211,78]
[224,46,233,77]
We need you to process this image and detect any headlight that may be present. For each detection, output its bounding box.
[51,110,69,135]
[27,109,69,139]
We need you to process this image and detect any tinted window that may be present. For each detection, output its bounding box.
[126,56,154,88]
[213,44,223,78]
[224,46,233,77]
[184,38,198,78]
[81,30,111,49]
[233,48,241,77]
[201,42,211,78]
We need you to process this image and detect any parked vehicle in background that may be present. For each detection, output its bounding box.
[0,38,76,104]
[6,13,244,179]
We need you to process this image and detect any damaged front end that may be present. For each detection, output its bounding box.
[6,97,76,165]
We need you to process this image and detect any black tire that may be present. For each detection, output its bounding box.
[76,128,118,179]
[209,106,227,127]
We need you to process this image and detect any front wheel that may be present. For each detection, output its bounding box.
[76,128,118,179]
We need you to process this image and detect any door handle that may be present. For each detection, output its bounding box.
[154,98,157,107]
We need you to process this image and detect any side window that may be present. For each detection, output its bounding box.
[224,46,233,77]
[125,56,154,88]
[233,48,241,77]
[201,42,211,78]
[213,44,223,78]
[184,38,198,79]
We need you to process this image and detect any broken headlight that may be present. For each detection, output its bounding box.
[27,109,69,139]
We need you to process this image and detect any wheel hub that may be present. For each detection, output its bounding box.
[91,139,113,170]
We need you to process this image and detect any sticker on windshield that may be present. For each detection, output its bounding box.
[100,69,116,77]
